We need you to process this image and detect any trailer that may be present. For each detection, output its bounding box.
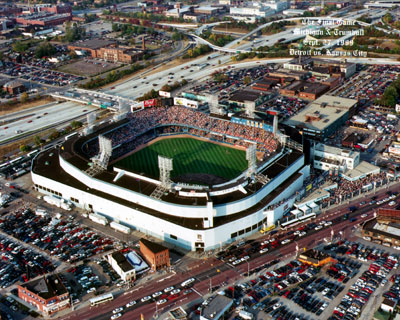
[110,221,130,234]
[43,195,72,211]
[89,213,108,226]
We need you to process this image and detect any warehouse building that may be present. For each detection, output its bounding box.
[284,95,358,141]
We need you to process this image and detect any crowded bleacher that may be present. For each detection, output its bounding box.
[322,172,388,205]
[83,106,279,160]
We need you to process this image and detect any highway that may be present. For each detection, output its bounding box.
[0,101,97,144]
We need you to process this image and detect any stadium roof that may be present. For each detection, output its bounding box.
[33,137,303,230]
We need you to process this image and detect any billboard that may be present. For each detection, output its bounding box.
[159,90,171,98]
[131,102,144,112]
[174,97,198,109]
[143,99,156,107]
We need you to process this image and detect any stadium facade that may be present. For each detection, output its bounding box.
[31,106,309,251]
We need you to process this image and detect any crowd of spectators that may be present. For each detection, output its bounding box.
[85,106,279,159]
[322,172,388,205]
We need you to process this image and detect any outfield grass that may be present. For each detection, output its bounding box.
[115,137,247,180]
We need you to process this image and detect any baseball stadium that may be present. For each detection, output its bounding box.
[31,105,309,251]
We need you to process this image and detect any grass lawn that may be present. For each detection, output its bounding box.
[115,137,247,181]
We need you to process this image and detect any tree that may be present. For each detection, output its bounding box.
[35,41,56,59]
[12,41,29,53]
[19,144,31,152]
[172,31,182,41]
[244,76,251,85]
[20,92,29,103]
[34,135,42,146]
[71,120,82,129]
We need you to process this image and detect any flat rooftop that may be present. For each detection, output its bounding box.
[342,161,380,181]
[69,39,115,50]
[314,142,359,159]
[21,274,67,300]
[202,295,233,319]
[284,95,357,132]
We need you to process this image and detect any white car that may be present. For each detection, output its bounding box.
[315,225,323,231]
[389,201,397,206]
[324,221,332,226]
[152,291,163,298]
[272,303,282,310]
[157,299,167,305]
[164,286,174,293]
[113,307,123,314]
[171,289,181,295]
[111,314,122,320]
[260,248,268,254]
[126,300,136,308]
[232,259,241,265]
[361,214,368,218]
[299,231,306,237]
[281,239,291,245]
[141,296,151,302]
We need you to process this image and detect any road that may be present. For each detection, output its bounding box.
[57,181,400,320]
[0,101,97,144]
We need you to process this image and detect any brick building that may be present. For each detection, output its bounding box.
[68,40,143,63]
[15,13,72,27]
[362,209,400,247]
[97,47,143,63]
[3,80,25,95]
[18,274,70,315]
[139,238,170,271]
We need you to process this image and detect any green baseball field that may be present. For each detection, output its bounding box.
[115,137,247,181]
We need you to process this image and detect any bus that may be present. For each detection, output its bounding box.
[281,217,300,229]
[89,293,114,306]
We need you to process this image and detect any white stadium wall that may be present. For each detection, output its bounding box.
[32,154,308,251]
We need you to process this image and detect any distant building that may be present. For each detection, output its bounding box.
[3,80,25,95]
[280,80,329,100]
[68,39,116,58]
[140,238,170,271]
[228,90,267,107]
[18,274,70,315]
[284,95,358,141]
[15,13,72,27]
[97,47,143,63]
[313,143,360,173]
[200,295,233,320]
[230,5,275,18]
[107,251,136,282]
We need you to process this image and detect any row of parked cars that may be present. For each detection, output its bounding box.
[1,61,83,86]
[0,233,55,289]
[325,240,399,320]
[0,207,116,263]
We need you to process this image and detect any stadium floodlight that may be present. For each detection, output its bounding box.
[246,144,257,177]
[244,101,255,118]
[206,94,220,114]
[99,135,112,158]
[87,112,96,125]
[158,155,173,188]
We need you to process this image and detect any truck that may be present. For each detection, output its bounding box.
[110,221,130,234]
[89,213,108,226]
[239,310,254,320]
[43,195,72,211]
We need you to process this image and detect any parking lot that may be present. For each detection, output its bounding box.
[1,61,84,87]
[188,237,400,320]
[0,207,116,264]
[58,59,121,77]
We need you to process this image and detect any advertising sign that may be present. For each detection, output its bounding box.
[143,99,156,107]
[159,90,171,98]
